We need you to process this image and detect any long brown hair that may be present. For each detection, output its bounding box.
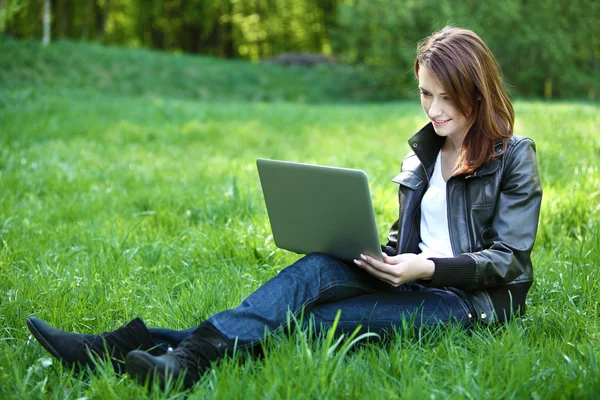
[415,26,514,175]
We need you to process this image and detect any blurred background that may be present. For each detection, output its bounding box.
[1,0,598,101]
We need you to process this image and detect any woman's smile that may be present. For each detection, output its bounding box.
[432,118,452,126]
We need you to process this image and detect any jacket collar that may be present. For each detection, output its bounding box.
[407,123,445,171]
[407,122,504,178]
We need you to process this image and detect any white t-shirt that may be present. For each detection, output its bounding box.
[418,151,454,258]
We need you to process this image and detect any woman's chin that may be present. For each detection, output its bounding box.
[432,127,450,137]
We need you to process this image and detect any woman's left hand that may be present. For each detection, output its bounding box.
[354,253,435,287]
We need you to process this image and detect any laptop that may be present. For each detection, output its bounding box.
[256,158,383,261]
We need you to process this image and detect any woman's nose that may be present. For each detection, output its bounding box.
[428,99,442,119]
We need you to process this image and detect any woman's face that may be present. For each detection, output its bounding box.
[418,65,470,145]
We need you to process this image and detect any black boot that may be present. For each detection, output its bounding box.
[125,322,233,389]
[26,317,161,372]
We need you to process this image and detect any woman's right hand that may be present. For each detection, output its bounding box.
[353,253,435,287]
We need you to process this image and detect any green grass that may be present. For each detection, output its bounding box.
[0,36,384,103]
[1,39,600,399]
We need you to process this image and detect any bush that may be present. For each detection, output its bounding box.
[331,0,599,100]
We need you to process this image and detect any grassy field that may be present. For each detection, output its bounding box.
[1,39,599,399]
[0,37,384,103]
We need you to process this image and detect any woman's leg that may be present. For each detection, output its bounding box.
[206,252,390,344]
[146,252,386,348]
[305,283,476,336]
[147,284,475,349]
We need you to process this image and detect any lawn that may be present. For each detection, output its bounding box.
[0,39,599,399]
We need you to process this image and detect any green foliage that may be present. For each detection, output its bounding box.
[4,0,598,99]
[3,0,337,58]
[0,0,23,32]
[332,0,600,99]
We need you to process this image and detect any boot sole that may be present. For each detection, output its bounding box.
[26,318,73,369]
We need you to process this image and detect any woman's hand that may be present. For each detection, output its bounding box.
[353,253,435,287]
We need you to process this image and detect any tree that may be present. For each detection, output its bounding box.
[96,0,110,39]
[0,0,23,33]
[42,0,50,45]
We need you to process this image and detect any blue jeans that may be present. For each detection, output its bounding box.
[148,253,475,348]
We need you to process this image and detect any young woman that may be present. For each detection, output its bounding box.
[26,26,542,389]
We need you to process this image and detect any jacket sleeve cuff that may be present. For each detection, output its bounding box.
[420,254,477,289]
[381,245,397,256]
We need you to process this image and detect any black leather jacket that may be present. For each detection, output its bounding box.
[384,123,543,323]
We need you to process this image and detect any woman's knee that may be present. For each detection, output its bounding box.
[301,252,342,265]
[280,252,348,279]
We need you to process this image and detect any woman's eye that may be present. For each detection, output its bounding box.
[444,96,452,102]
[420,91,431,97]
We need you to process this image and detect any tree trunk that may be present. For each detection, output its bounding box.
[43,0,51,46]
[96,0,110,39]
[82,0,93,39]
[0,0,6,33]
[58,0,68,38]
